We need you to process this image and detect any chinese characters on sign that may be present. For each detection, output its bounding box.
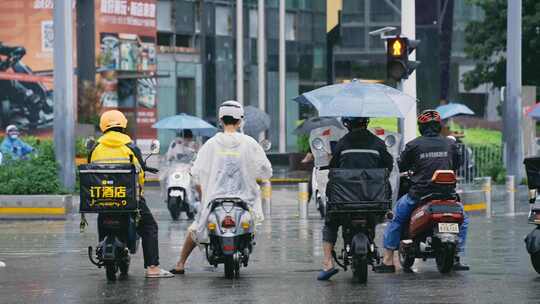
[100,0,156,18]
[89,181,128,208]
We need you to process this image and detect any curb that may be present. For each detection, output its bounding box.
[0,195,74,220]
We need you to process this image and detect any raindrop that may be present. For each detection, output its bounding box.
[0,261,5,267]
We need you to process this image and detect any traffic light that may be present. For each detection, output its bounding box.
[386,36,420,81]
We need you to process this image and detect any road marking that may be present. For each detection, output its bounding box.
[463,203,486,212]
[0,207,65,215]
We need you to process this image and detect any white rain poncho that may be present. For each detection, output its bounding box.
[188,132,272,244]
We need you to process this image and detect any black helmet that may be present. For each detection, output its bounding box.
[341,117,370,131]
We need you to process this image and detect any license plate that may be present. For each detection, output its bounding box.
[169,190,184,199]
[438,223,459,233]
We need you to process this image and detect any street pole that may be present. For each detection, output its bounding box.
[53,0,76,191]
[236,0,244,105]
[278,0,286,153]
[258,0,266,140]
[400,0,417,145]
[505,0,523,180]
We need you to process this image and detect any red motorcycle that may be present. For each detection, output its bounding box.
[399,170,464,273]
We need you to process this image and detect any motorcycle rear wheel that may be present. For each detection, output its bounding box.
[316,197,325,219]
[352,254,368,284]
[167,198,181,221]
[224,256,235,279]
[105,262,118,281]
[399,246,415,269]
[435,242,456,274]
[186,210,195,220]
[119,254,130,275]
[530,252,540,274]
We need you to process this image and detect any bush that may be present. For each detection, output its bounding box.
[297,134,310,153]
[0,138,65,194]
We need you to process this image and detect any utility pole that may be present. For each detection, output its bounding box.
[53,0,76,191]
[236,0,244,105]
[504,0,523,180]
[257,0,266,140]
[278,0,286,153]
[400,0,417,145]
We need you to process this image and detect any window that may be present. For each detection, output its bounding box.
[286,13,296,41]
[175,34,191,47]
[157,32,173,46]
[215,5,233,36]
[177,78,196,116]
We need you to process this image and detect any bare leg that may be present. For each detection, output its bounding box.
[322,242,335,271]
[175,235,197,271]
[382,249,394,266]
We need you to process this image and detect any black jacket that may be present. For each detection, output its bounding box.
[399,134,461,199]
[329,129,394,171]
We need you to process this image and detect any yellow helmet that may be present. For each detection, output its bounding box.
[99,110,128,132]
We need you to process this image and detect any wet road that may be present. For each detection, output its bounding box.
[1,186,540,304]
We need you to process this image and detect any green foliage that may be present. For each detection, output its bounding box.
[461,128,502,146]
[297,134,310,153]
[369,118,398,132]
[486,161,507,184]
[0,139,65,194]
[463,0,540,90]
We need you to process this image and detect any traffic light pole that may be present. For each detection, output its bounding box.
[400,0,417,145]
[53,0,76,191]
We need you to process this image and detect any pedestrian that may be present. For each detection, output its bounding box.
[0,125,33,161]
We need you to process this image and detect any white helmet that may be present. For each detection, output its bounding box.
[218,100,244,120]
[6,125,18,133]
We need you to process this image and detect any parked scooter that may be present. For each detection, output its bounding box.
[523,157,540,274]
[79,139,160,281]
[309,125,401,218]
[398,170,465,274]
[165,152,197,220]
[326,167,392,283]
[205,198,255,279]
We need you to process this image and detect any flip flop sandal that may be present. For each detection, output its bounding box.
[317,268,339,281]
[145,269,174,278]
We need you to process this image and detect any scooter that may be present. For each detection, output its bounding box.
[165,152,197,220]
[205,198,255,279]
[398,170,465,274]
[326,167,392,283]
[523,157,540,274]
[309,125,401,218]
[79,140,160,281]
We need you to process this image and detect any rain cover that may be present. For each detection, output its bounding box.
[524,157,540,189]
[189,132,272,243]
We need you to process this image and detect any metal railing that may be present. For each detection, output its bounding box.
[456,144,502,184]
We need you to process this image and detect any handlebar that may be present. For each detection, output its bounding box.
[146,167,159,174]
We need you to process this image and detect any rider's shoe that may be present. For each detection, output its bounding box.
[453,256,470,271]
[373,264,396,273]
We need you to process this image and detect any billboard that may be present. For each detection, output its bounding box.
[95,0,158,143]
[0,0,55,133]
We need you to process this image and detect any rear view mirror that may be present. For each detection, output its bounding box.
[259,139,272,151]
[84,137,96,152]
[150,139,160,154]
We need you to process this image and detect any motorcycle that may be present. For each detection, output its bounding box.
[79,139,160,281]
[523,157,540,274]
[205,198,255,279]
[326,167,392,283]
[165,152,198,220]
[398,170,465,274]
[0,43,53,130]
[309,125,401,218]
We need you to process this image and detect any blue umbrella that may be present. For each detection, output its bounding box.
[243,106,271,139]
[436,103,475,120]
[152,113,217,137]
[294,80,416,118]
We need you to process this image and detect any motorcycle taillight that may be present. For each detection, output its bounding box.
[431,213,463,222]
[221,216,236,228]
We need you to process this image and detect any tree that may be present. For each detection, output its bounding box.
[463,0,540,91]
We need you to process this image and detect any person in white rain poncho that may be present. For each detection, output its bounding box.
[170,100,273,274]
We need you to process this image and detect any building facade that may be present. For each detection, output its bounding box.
[156,0,327,151]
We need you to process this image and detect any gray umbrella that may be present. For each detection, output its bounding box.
[243,106,271,138]
[294,79,416,118]
[293,117,345,135]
